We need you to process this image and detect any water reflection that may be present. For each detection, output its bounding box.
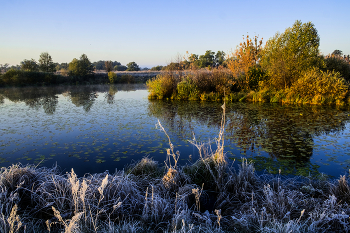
[0,94,4,105]
[148,100,350,176]
[70,89,98,112]
[104,86,118,104]
[1,85,350,178]
[0,84,146,113]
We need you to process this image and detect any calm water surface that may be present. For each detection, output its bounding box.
[1,84,350,178]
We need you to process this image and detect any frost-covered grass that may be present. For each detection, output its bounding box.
[1,106,350,232]
[1,159,350,232]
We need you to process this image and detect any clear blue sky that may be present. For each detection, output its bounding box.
[1,0,349,68]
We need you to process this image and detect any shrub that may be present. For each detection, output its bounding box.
[246,66,267,90]
[0,69,61,86]
[286,68,348,105]
[108,71,117,84]
[190,69,235,96]
[146,73,179,99]
[126,157,162,178]
[183,157,219,190]
[119,74,135,84]
[176,78,200,100]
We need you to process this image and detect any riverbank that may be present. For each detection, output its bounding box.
[147,69,350,106]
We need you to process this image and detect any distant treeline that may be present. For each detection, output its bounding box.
[147,20,350,106]
[0,54,158,87]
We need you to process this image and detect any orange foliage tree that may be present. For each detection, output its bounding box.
[227,35,263,90]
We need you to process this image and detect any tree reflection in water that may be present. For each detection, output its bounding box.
[0,84,145,113]
[0,94,4,105]
[104,85,118,104]
[148,100,350,176]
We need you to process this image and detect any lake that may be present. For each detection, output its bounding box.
[1,84,350,178]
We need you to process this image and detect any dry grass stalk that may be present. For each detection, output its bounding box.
[7,204,22,233]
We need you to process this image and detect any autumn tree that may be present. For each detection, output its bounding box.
[105,60,113,72]
[39,52,56,72]
[227,35,263,90]
[260,20,321,89]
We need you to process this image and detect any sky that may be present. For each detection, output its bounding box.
[1,0,349,68]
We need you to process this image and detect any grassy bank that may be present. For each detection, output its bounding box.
[1,110,350,232]
[147,69,350,106]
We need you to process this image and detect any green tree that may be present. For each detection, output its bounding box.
[21,59,39,71]
[93,60,105,70]
[198,50,215,68]
[324,56,350,81]
[0,63,9,73]
[188,53,200,69]
[114,65,127,71]
[126,62,140,71]
[215,51,226,67]
[39,52,55,72]
[93,60,121,70]
[68,54,94,77]
[68,58,79,76]
[261,20,321,89]
[79,54,94,75]
[331,50,343,57]
[150,65,164,71]
[163,62,183,71]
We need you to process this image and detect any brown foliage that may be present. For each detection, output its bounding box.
[227,35,263,90]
